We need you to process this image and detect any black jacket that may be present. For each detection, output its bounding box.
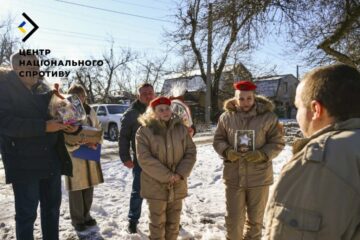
[118,99,147,165]
[0,71,72,183]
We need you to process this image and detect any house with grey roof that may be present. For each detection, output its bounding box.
[161,64,252,122]
[252,74,299,118]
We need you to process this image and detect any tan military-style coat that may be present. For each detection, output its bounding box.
[64,107,104,191]
[264,118,360,240]
[213,95,285,188]
[135,115,197,202]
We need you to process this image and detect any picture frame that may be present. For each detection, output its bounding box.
[234,130,255,153]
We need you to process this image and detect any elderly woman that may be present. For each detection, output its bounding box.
[135,96,197,240]
[64,84,104,232]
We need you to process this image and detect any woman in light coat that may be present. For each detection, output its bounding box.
[135,96,196,240]
[64,84,104,232]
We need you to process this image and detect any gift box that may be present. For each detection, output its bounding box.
[49,88,86,125]
[65,126,103,145]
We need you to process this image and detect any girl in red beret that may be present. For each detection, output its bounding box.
[213,80,285,239]
[135,96,197,240]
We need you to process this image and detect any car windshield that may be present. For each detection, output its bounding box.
[107,105,128,114]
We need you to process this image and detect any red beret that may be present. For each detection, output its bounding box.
[150,96,171,109]
[233,81,257,91]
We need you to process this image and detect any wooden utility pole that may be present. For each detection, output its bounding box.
[296,65,299,80]
[205,3,213,124]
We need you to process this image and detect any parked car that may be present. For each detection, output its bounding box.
[91,104,129,141]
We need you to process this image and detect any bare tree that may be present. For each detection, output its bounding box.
[69,43,137,103]
[167,0,271,114]
[102,45,136,101]
[273,0,360,68]
[0,15,20,66]
[138,54,169,91]
[72,65,103,103]
[174,53,198,74]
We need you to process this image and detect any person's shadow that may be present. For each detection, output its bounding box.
[76,225,104,240]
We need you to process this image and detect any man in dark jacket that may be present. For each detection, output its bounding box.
[0,52,76,240]
[119,83,155,233]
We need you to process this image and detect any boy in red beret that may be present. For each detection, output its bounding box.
[213,80,285,240]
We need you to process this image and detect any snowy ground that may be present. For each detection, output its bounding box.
[0,126,294,240]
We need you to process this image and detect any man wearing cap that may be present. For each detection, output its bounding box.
[213,81,284,240]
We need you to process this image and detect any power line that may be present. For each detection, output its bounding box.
[35,33,163,50]
[38,32,162,50]
[54,0,174,23]
[13,23,156,45]
[143,0,171,5]
[19,1,162,34]
[41,27,161,45]
[18,0,163,33]
[43,27,110,40]
[109,0,168,11]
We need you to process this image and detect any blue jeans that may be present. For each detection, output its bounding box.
[128,164,143,224]
[12,174,62,240]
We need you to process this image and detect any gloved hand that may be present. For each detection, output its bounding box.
[225,148,242,162]
[242,150,267,163]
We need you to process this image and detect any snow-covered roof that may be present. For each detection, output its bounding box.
[256,76,283,81]
[164,65,236,80]
[161,75,206,94]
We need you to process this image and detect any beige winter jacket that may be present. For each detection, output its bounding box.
[213,96,285,188]
[264,118,360,240]
[135,115,196,202]
[64,108,104,191]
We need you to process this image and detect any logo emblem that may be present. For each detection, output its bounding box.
[18,13,39,42]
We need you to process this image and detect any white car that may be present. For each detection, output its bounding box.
[91,104,129,141]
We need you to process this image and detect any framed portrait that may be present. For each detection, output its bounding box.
[234,130,255,153]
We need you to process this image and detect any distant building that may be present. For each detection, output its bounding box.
[252,74,299,118]
[95,90,135,104]
[162,65,299,121]
[161,64,252,122]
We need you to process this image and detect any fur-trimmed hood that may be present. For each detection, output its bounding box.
[135,110,197,202]
[213,95,285,188]
[223,95,275,114]
[138,113,183,135]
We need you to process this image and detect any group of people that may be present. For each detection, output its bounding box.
[1,51,360,240]
[0,52,105,239]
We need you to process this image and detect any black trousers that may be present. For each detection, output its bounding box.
[12,174,62,240]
